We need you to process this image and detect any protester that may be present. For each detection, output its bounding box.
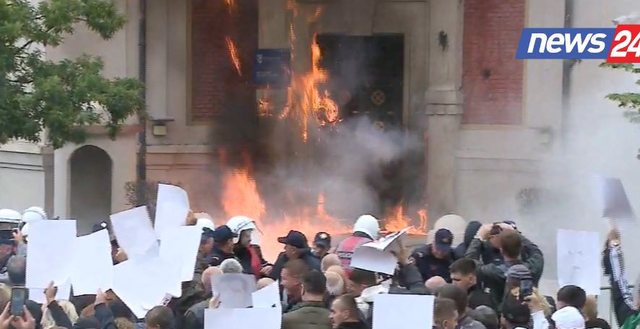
[270,231,321,281]
[466,226,544,307]
[455,221,482,259]
[226,216,272,278]
[411,228,457,282]
[257,277,275,290]
[425,276,447,293]
[209,225,237,266]
[219,258,243,274]
[7,255,25,286]
[437,284,486,329]
[321,254,341,273]
[504,265,551,318]
[144,306,175,329]
[584,296,610,329]
[325,271,345,301]
[449,258,494,309]
[551,306,585,329]
[466,223,544,282]
[501,296,532,329]
[434,298,459,329]
[556,285,586,310]
[312,232,332,260]
[281,259,311,313]
[282,270,331,329]
[336,215,380,269]
[196,228,214,272]
[602,228,640,329]
[183,267,223,329]
[329,294,368,329]
[469,306,499,329]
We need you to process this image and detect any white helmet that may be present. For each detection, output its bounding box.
[353,214,380,240]
[226,216,261,245]
[0,209,22,223]
[22,206,47,223]
[193,212,215,231]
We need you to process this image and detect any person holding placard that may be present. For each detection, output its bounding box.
[336,215,380,271]
[602,227,640,329]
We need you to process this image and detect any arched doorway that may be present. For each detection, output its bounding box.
[69,146,112,234]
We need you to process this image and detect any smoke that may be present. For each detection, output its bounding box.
[512,61,640,290]
[254,116,423,223]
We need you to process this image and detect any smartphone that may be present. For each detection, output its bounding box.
[10,287,26,316]
[519,279,533,302]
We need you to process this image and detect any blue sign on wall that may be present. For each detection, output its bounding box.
[254,49,291,88]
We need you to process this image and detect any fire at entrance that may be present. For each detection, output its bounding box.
[194,0,427,260]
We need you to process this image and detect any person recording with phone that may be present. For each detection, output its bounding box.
[506,265,551,329]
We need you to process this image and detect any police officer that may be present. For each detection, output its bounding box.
[209,225,238,267]
[411,228,457,283]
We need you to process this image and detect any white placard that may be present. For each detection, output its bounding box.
[212,273,257,308]
[373,294,434,329]
[29,281,72,304]
[351,227,410,274]
[154,184,190,238]
[26,220,77,289]
[71,230,114,296]
[251,280,280,308]
[205,307,281,329]
[110,207,158,260]
[557,229,601,295]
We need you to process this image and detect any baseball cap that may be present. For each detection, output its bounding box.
[313,232,331,249]
[434,228,453,253]
[277,230,308,249]
[211,225,237,243]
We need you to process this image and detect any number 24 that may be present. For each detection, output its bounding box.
[611,30,640,57]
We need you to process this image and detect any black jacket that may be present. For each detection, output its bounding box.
[234,244,270,277]
[467,285,495,310]
[209,246,236,266]
[269,249,321,281]
[454,221,482,259]
[411,244,456,282]
[465,235,544,307]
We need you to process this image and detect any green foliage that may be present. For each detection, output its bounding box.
[600,63,640,123]
[0,0,142,148]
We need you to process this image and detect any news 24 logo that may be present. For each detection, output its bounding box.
[516,25,640,63]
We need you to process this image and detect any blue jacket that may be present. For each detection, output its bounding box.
[411,244,456,283]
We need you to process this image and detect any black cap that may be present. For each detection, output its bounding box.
[211,225,237,243]
[313,232,331,249]
[434,228,453,253]
[277,230,308,249]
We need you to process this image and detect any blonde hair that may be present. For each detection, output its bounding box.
[114,317,135,329]
[41,300,79,329]
[584,296,598,321]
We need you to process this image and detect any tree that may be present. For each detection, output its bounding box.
[600,63,640,123]
[0,0,143,149]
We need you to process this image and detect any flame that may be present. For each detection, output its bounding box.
[221,169,266,221]
[383,206,428,236]
[225,36,242,76]
[225,0,235,14]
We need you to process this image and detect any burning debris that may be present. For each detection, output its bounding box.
[225,36,242,77]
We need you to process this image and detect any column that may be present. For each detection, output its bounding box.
[425,0,464,220]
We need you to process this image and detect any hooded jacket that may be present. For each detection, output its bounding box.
[454,221,482,259]
[465,235,544,307]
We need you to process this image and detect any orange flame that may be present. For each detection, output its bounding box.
[221,169,266,221]
[225,36,242,76]
[225,0,235,14]
[383,205,428,236]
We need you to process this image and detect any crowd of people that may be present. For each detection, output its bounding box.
[0,207,634,329]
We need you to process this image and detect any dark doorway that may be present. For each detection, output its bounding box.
[316,34,404,127]
[69,146,112,234]
[316,34,409,216]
